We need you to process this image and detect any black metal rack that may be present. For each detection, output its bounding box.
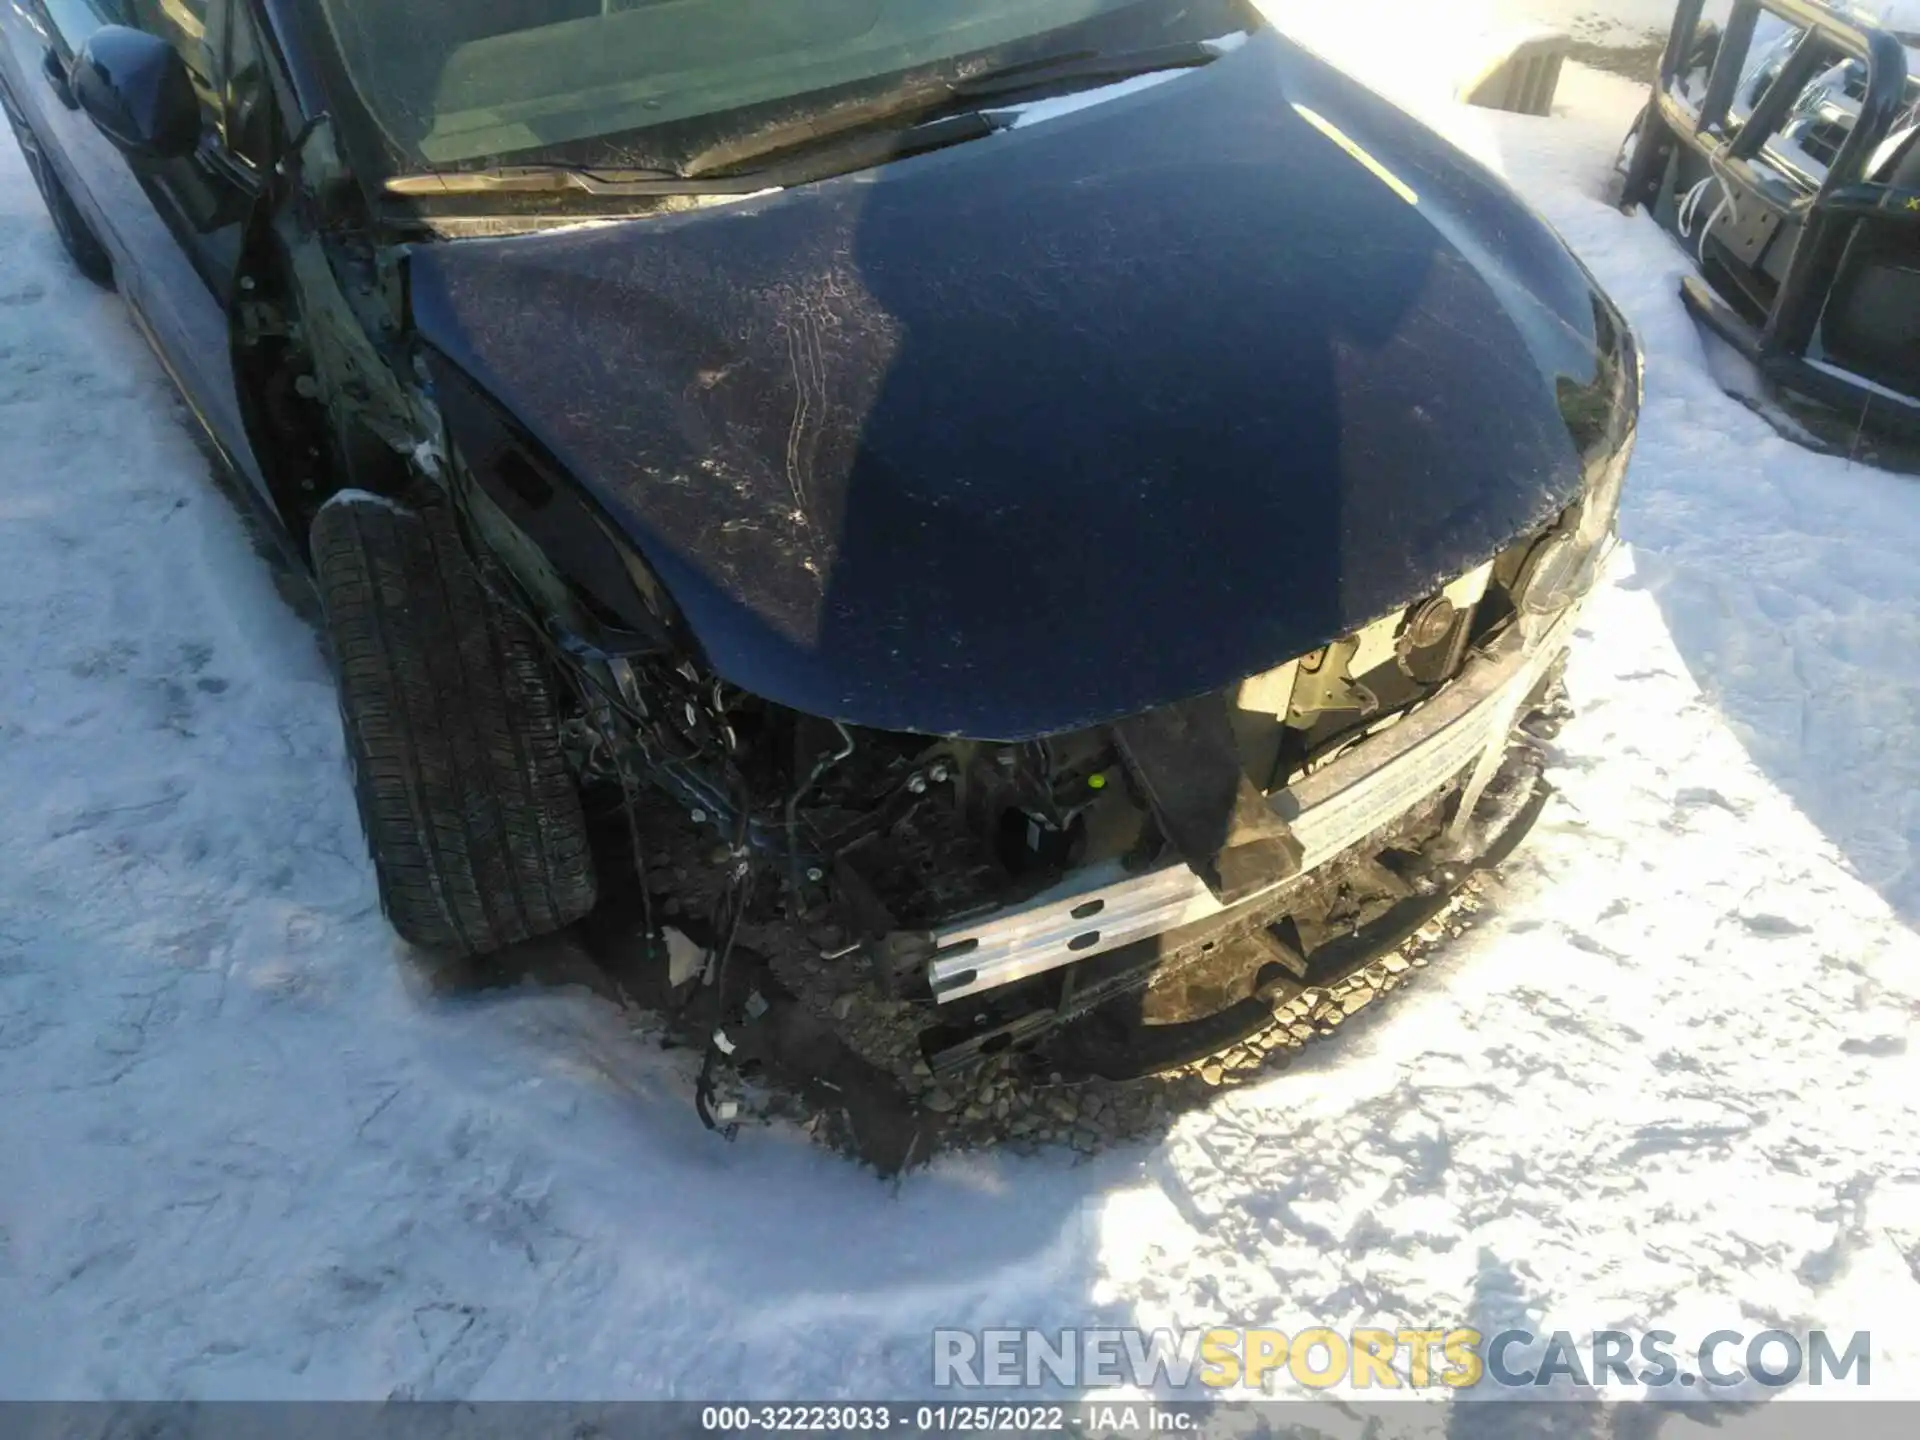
[1623,0,1920,430]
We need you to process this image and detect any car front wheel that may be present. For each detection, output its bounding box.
[312,492,598,957]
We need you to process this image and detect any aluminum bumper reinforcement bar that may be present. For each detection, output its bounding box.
[925,605,1581,1004]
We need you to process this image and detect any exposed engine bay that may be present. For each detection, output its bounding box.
[496,487,1588,1127]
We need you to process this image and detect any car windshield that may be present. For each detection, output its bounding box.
[307,0,1250,173]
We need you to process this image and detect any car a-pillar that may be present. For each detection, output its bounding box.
[229,152,422,550]
[229,216,350,549]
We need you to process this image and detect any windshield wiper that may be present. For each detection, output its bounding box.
[385,37,1233,201]
[392,110,1003,199]
[386,163,752,198]
[678,37,1232,177]
[947,38,1228,103]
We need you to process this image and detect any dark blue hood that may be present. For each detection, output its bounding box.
[409,26,1633,739]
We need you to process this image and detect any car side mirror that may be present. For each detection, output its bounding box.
[71,26,201,163]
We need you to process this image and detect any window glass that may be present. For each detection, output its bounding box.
[306,0,1248,170]
[124,0,213,80]
[221,0,278,165]
[42,0,214,80]
[39,0,114,50]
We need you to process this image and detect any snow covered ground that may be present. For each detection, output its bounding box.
[3,0,1920,1425]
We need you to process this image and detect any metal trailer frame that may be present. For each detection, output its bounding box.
[1622,0,1920,431]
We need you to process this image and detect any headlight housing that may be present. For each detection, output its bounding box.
[1519,321,1641,630]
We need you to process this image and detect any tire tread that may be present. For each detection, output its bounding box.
[312,497,596,955]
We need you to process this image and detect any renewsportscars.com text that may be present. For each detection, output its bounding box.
[932,1327,1872,1392]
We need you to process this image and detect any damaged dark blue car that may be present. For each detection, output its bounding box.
[1,0,1638,1090]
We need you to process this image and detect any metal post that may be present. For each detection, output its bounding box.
[1728,29,1835,161]
[1660,0,1710,91]
[1699,0,1763,133]
[1761,26,1909,358]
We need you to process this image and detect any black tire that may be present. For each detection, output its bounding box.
[312,494,598,956]
[7,119,113,288]
[1611,103,1648,206]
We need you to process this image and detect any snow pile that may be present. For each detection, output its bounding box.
[1857,0,1920,33]
[2,0,1919,1415]
[1258,0,1674,108]
[1267,0,1684,58]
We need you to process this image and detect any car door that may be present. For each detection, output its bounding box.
[0,0,265,495]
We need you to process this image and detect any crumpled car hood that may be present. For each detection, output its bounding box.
[408,26,1632,740]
